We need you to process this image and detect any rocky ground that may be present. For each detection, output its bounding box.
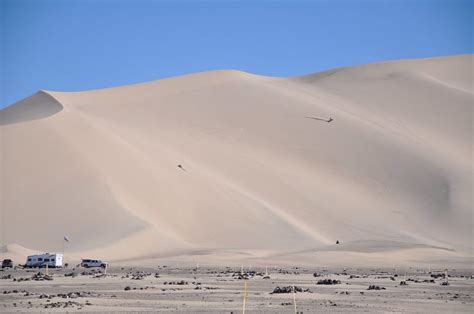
[0,265,472,312]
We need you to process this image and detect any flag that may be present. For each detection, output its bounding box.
[64,236,69,242]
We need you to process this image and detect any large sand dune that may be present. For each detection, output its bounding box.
[0,55,472,267]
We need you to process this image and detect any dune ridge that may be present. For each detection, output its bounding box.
[0,55,472,267]
[0,91,63,126]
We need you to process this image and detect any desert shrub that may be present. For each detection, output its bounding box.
[316,279,341,285]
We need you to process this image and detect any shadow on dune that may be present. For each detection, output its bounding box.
[0,91,63,126]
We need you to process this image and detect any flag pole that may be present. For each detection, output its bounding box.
[62,236,69,267]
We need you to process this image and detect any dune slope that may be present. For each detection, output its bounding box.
[0,55,472,266]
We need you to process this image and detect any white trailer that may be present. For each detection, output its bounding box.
[25,253,63,268]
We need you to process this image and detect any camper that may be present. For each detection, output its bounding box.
[25,253,63,268]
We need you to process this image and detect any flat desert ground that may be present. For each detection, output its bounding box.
[0,265,473,313]
[0,55,473,312]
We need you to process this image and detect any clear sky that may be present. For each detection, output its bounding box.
[1,0,472,108]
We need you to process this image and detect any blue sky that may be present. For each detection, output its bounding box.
[1,0,472,109]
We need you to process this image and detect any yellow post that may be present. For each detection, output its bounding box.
[242,281,248,314]
[45,263,48,275]
[293,286,297,314]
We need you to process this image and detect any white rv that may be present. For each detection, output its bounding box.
[25,253,63,268]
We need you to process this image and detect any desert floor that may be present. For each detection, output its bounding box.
[0,265,472,313]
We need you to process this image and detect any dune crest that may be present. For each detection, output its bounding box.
[0,91,63,126]
[0,55,472,266]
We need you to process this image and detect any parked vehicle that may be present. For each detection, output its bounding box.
[1,259,13,268]
[25,253,63,268]
[80,259,107,268]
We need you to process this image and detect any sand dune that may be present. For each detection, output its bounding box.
[0,55,472,266]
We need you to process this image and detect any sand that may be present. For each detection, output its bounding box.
[0,55,472,270]
[0,265,473,313]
